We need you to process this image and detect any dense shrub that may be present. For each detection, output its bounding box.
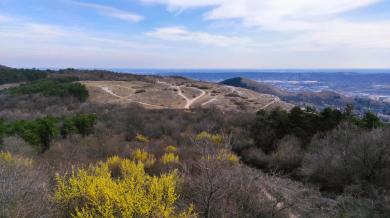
[54,156,194,217]
[8,78,89,101]
[61,114,97,138]
[269,135,303,173]
[301,123,390,194]
[240,106,386,176]
[251,106,347,153]
[2,114,96,153]
[10,117,59,153]
[0,68,47,84]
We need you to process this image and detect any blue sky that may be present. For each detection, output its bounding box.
[1,0,390,68]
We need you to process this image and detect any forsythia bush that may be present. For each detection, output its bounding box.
[0,151,33,167]
[135,134,150,144]
[216,149,240,164]
[0,151,13,163]
[132,149,156,167]
[165,145,178,153]
[161,153,180,164]
[202,149,239,165]
[195,131,223,144]
[55,157,194,218]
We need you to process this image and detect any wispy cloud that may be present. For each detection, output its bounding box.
[71,1,143,22]
[147,26,252,47]
[0,20,168,68]
[0,14,13,23]
[141,0,390,50]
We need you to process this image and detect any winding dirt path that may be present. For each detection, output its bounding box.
[157,80,207,109]
[100,86,168,109]
[183,87,206,109]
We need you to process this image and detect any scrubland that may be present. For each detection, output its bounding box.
[1,69,389,217]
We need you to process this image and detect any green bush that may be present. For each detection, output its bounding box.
[61,114,97,138]
[251,106,383,154]
[8,78,89,101]
[0,68,47,84]
[2,114,96,153]
[10,117,59,153]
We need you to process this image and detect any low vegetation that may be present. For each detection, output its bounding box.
[1,70,389,217]
[7,78,89,101]
[0,114,96,153]
[0,68,47,84]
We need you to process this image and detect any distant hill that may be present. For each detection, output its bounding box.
[220,77,354,108]
[220,77,288,97]
[220,77,390,118]
[0,65,11,69]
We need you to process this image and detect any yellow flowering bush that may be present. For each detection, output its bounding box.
[0,151,13,163]
[201,149,239,165]
[216,149,240,164]
[165,145,178,153]
[135,134,150,144]
[132,149,156,167]
[195,131,223,144]
[0,151,32,167]
[161,152,180,164]
[55,157,193,218]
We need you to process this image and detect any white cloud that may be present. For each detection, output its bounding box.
[142,0,381,28]
[292,20,390,50]
[147,26,252,47]
[0,21,169,68]
[141,0,390,50]
[71,1,143,22]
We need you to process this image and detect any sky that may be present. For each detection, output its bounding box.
[1,0,390,69]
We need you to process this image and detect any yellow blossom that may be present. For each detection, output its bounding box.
[161,153,179,164]
[54,156,193,218]
[195,131,222,144]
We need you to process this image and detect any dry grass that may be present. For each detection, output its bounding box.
[80,80,292,112]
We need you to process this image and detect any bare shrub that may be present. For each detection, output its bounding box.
[301,123,390,194]
[182,160,279,218]
[241,147,271,169]
[0,94,82,120]
[337,194,390,218]
[1,136,35,156]
[270,135,303,173]
[0,153,58,217]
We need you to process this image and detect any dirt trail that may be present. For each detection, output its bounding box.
[201,97,217,106]
[260,97,280,110]
[101,87,122,98]
[100,86,167,109]
[157,80,206,109]
[183,87,206,109]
